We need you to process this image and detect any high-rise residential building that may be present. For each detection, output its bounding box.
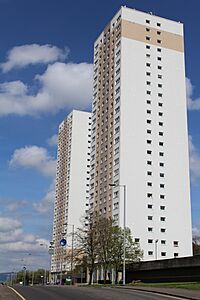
[89,6,192,260]
[51,110,91,278]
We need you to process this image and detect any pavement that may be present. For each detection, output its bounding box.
[115,285,200,300]
[0,285,20,300]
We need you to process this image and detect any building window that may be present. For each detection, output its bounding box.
[158,65,162,70]
[147,160,152,165]
[160,184,165,188]
[146,63,151,67]
[160,162,164,167]
[147,119,151,124]
[158,84,162,88]
[174,253,179,258]
[159,152,164,157]
[159,122,163,126]
[157,31,161,35]
[158,102,163,107]
[157,48,162,52]
[161,252,166,257]
[147,91,151,95]
[148,251,153,255]
[148,204,153,209]
[161,228,166,233]
[161,240,166,245]
[147,193,152,198]
[147,171,152,176]
[160,217,166,221]
[146,45,150,49]
[159,142,164,146]
[146,81,151,85]
[148,227,153,232]
[147,109,151,114]
[160,173,164,178]
[146,36,150,41]
[148,239,153,243]
[135,238,140,243]
[174,241,179,247]
[157,57,162,61]
[147,150,152,155]
[147,100,151,104]
[158,93,163,97]
[157,22,161,27]
[147,140,152,144]
[146,72,151,76]
[159,132,163,136]
[160,205,165,210]
[158,74,162,79]
[148,215,153,220]
[157,39,161,44]
[146,28,150,32]
[147,129,151,134]
[146,20,150,24]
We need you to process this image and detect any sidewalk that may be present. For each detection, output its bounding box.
[115,285,200,300]
[0,285,20,300]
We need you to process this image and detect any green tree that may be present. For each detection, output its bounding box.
[75,213,100,285]
[111,226,143,284]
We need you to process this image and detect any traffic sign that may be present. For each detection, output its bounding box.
[60,238,67,246]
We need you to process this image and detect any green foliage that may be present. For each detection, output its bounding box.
[75,213,143,284]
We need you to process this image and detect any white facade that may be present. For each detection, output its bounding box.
[51,110,91,274]
[90,7,192,261]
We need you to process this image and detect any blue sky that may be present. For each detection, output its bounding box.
[0,0,200,272]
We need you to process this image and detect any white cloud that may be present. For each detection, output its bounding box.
[9,145,56,177]
[0,216,51,271]
[186,77,200,110]
[0,62,93,116]
[0,44,69,72]
[0,217,21,233]
[47,134,58,146]
[33,181,55,214]
[188,135,200,184]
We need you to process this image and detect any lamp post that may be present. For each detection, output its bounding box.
[64,223,75,285]
[39,243,49,285]
[109,183,126,285]
[155,239,159,260]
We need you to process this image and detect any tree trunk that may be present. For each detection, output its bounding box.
[103,268,107,284]
[115,267,118,284]
[89,269,93,285]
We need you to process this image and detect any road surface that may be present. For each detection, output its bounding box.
[12,286,185,300]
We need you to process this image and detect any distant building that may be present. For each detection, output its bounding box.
[89,6,192,260]
[51,110,91,280]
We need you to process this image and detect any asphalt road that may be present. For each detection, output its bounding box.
[13,286,184,300]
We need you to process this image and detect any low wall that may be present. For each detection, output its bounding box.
[126,255,200,283]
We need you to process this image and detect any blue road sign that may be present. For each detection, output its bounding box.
[60,238,67,247]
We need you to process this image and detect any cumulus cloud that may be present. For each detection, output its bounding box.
[47,134,58,146]
[186,77,200,110]
[188,135,200,184]
[33,181,55,214]
[0,62,93,116]
[9,145,56,177]
[0,216,49,253]
[0,217,21,233]
[0,44,69,72]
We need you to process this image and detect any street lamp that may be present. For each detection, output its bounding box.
[64,223,75,285]
[40,243,49,285]
[109,183,126,285]
[155,239,159,260]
